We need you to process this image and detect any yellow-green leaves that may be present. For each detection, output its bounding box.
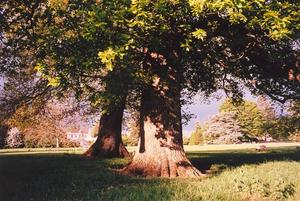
[189,0,207,14]
[180,39,192,51]
[227,8,247,24]
[47,77,60,87]
[34,63,45,73]
[192,28,207,40]
[189,0,298,41]
[169,0,180,5]
[131,0,151,14]
[98,48,118,71]
[189,0,250,22]
[262,10,292,41]
[34,63,60,87]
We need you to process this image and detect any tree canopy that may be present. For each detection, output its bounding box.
[1,0,299,105]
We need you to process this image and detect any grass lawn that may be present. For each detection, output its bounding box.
[0,144,300,201]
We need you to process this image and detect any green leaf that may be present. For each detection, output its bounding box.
[98,48,118,71]
[47,77,60,87]
[191,28,207,40]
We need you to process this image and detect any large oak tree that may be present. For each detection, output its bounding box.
[1,0,300,177]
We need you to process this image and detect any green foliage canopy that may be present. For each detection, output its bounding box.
[1,0,300,108]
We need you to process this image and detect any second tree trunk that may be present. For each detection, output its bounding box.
[84,97,129,158]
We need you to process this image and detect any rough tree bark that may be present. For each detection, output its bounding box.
[122,52,203,177]
[84,97,129,158]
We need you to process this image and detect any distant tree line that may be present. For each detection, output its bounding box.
[188,98,300,145]
[0,98,88,148]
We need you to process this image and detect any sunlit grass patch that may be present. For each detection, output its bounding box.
[99,161,300,201]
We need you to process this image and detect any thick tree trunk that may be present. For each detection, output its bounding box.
[84,97,129,158]
[122,58,203,177]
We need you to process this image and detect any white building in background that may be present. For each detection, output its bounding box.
[67,127,96,149]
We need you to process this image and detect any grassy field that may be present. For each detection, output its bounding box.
[0,144,300,201]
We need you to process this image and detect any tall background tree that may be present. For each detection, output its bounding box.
[189,123,204,145]
[219,99,265,137]
[203,112,253,144]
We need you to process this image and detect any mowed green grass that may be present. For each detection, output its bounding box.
[0,145,300,201]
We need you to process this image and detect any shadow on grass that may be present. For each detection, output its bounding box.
[188,146,300,173]
[0,146,299,201]
[0,153,168,201]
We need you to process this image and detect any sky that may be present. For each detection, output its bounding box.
[0,77,3,90]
